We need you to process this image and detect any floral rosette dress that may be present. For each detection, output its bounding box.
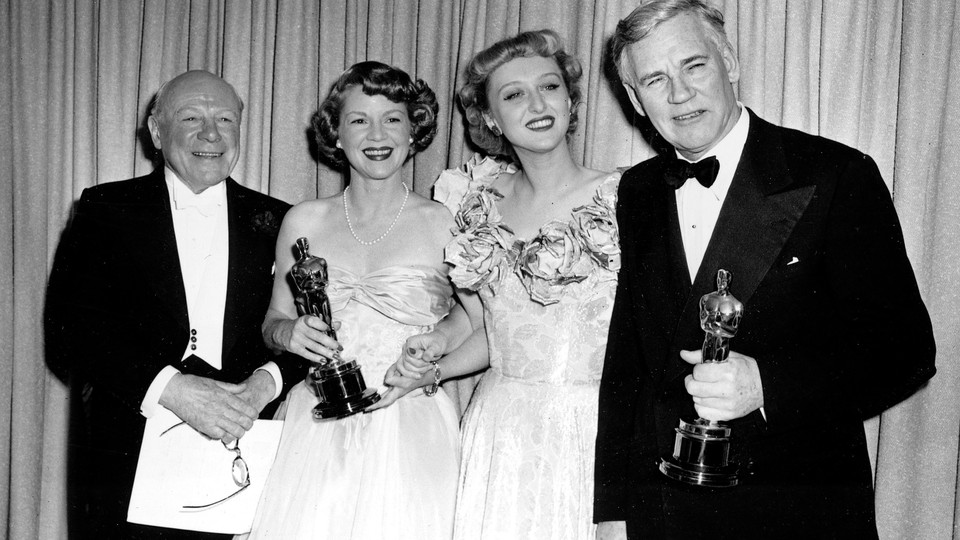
[435,155,621,540]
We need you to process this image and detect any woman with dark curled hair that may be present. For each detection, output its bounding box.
[313,61,439,169]
[241,61,481,540]
[394,30,622,539]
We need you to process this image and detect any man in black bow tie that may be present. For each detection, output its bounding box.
[46,70,307,539]
[594,1,935,539]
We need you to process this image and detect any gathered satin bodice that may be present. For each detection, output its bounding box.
[326,264,454,385]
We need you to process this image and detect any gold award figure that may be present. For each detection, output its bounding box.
[659,269,743,487]
[290,237,380,419]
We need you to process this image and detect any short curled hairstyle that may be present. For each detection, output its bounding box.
[459,29,583,160]
[610,0,728,85]
[312,61,439,169]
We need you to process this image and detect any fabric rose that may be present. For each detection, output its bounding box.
[445,224,517,293]
[433,170,471,212]
[454,186,504,233]
[517,222,594,305]
[464,154,512,183]
[434,154,515,215]
[594,174,619,208]
[571,202,621,272]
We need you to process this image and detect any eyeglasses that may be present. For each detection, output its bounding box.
[160,421,251,509]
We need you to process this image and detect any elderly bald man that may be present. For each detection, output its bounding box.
[47,70,307,539]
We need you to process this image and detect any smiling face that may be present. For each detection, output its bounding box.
[337,86,412,182]
[147,71,242,193]
[620,13,740,161]
[484,55,572,155]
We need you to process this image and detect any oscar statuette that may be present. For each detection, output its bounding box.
[290,237,380,419]
[659,269,744,487]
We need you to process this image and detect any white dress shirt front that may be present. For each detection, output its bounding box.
[674,106,766,420]
[140,170,281,417]
[675,104,750,282]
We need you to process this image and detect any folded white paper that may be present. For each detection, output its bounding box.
[127,406,282,534]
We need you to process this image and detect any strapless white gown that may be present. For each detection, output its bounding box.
[242,265,459,540]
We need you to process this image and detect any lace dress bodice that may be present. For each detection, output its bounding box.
[435,156,621,540]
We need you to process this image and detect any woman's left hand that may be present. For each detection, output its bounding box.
[397,332,446,377]
[365,363,427,411]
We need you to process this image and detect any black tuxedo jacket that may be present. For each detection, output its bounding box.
[45,168,306,537]
[594,110,935,539]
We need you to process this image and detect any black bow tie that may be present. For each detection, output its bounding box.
[663,156,720,189]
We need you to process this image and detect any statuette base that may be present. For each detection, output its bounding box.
[309,359,381,420]
[659,418,738,488]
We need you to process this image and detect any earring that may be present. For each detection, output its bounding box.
[483,114,502,137]
[409,137,414,144]
[335,140,342,149]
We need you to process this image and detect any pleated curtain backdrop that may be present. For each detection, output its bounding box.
[1,1,957,538]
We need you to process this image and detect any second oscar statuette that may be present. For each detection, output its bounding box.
[290,237,380,419]
[659,269,744,487]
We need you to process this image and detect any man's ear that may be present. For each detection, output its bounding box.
[621,81,648,117]
[720,41,740,85]
[147,116,163,150]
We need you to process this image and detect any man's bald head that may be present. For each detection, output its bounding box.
[147,71,244,193]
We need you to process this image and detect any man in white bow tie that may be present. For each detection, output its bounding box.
[46,70,307,539]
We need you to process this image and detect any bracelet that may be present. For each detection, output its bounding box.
[424,360,441,397]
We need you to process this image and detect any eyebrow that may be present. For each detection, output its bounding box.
[173,105,238,116]
[342,107,406,118]
[681,54,710,67]
[637,53,711,84]
[495,71,563,94]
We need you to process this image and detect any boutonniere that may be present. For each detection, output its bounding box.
[251,210,280,235]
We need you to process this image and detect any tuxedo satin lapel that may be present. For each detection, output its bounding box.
[665,188,692,324]
[140,171,189,329]
[222,179,256,363]
[632,159,693,378]
[667,113,816,383]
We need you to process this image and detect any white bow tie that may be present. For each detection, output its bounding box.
[175,193,222,216]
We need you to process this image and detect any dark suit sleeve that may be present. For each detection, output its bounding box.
[594,181,644,523]
[231,195,308,413]
[761,152,935,425]
[46,189,169,411]
[825,154,935,417]
[273,352,309,394]
[258,200,308,407]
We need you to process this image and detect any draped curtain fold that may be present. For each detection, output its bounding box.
[1,1,956,538]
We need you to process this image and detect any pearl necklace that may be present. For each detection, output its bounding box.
[342,182,410,246]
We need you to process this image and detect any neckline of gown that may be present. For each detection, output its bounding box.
[488,172,620,243]
[328,263,446,280]
[325,263,453,323]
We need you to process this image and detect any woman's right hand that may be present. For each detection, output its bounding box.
[365,363,427,411]
[271,315,342,365]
